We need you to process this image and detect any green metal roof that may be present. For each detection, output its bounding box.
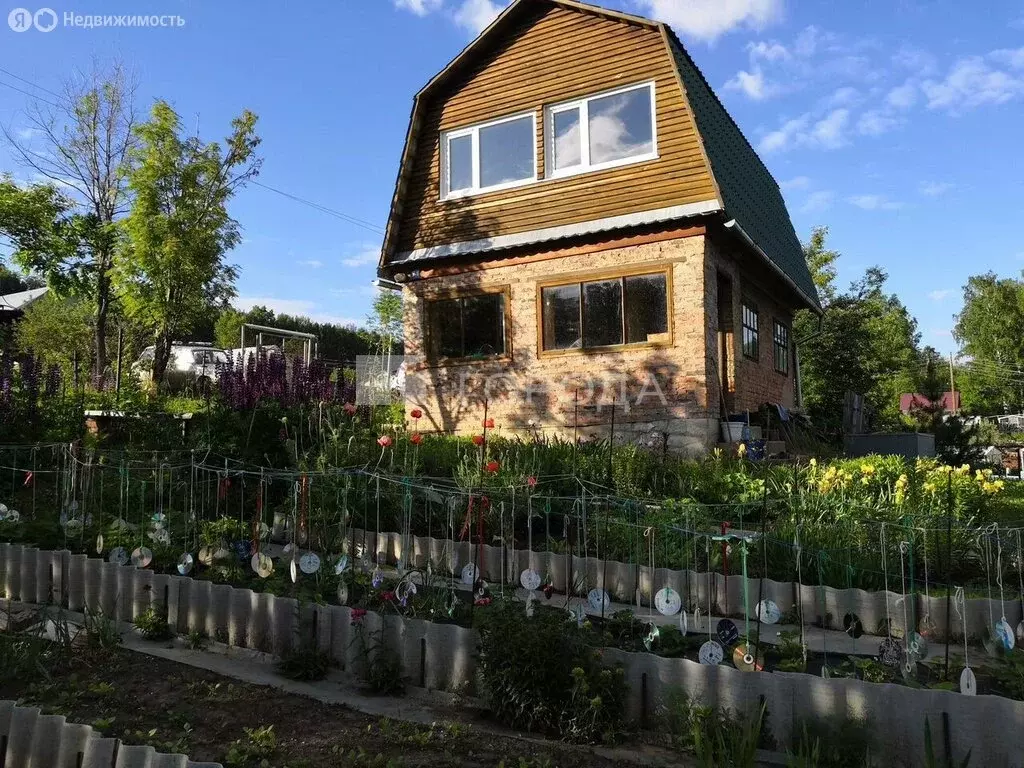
[668,34,821,310]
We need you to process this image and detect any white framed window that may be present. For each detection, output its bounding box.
[440,111,537,199]
[544,81,658,179]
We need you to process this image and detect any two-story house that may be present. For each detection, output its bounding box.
[377,0,820,454]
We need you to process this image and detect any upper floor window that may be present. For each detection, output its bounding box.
[545,82,657,178]
[441,112,536,199]
[773,320,789,374]
[741,303,759,360]
[425,290,508,361]
[540,270,669,352]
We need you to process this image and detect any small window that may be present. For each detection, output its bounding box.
[545,82,657,178]
[426,292,506,361]
[742,303,759,360]
[773,321,789,374]
[441,113,536,198]
[541,271,669,352]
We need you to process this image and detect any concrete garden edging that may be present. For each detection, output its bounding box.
[3,541,1023,767]
[0,698,222,768]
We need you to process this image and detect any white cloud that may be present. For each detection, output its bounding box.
[341,244,382,268]
[725,68,773,100]
[827,86,860,107]
[799,190,835,213]
[235,296,359,327]
[992,46,1024,69]
[393,0,443,16]
[928,289,952,302]
[793,25,821,57]
[892,47,937,76]
[638,0,784,43]
[848,194,903,211]
[453,0,508,34]
[747,40,789,62]
[919,181,954,197]
[299,259,324,269]
[857,110,901,136]
[922,56,1024,112]
[780,175,811,191]
[15,127,41,141]
[809,108,849,148]
[758,114,808,153]
[886,81,918,110]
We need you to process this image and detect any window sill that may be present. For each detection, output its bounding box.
[413,354,512,371]
[538,340,672,358]
[546,152,660,182]
[440,176,536,202]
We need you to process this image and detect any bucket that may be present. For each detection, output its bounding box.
[720,421,745,442]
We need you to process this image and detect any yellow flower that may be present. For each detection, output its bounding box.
[809,458,817,468]
[737,443,747,457]
[860,464,876,475]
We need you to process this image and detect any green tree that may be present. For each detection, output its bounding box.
[1,63,136,379]
[115,101,261,386]
[366,290,403,357]
[953,272,1024,413]
[15,292,93,373]
[795,231,921,437]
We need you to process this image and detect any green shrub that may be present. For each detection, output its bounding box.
[276,641,332,681]
[476,599,626,743]
[134,605,173,641]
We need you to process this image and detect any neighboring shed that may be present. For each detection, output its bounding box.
[0,286,49,320]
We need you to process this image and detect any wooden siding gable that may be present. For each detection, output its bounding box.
[380,0,721,268]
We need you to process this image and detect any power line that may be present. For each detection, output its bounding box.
[250,181,385,235]
[0,67,64,100]
[0,79,63,111]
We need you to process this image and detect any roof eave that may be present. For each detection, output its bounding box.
[723,218,822,314]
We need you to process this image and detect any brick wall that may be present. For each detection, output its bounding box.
[402,231,718,453]
[705,234,796,415]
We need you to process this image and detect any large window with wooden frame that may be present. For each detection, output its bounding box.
[440,112,536,199]
[425,291,507,361]
[544,82,658,179]
[540,270,670,352]
[773,320,789,374]
[741,303,759,360]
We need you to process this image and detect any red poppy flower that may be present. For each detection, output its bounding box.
[343,403,357,416]
[483,418,495,429]
[351,608,367,624]
[526,476,537,488]
[471,435,485,446]
[474,597,492,607]
[486,460,500,473]
[542,584,555,599]
[410,408,423,419]
[377,435,393,448]
[410,433,423,445]
[382,591,395,602]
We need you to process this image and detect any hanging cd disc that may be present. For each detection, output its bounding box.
[995,618,1016,651]
[5,510,18,523]
[152,512,166,525]
[567,603,586,627]
[732,643,764,672]
[252,552,273,578]
[152,528,171,546]
[520,569,541,591]
[918,613,937,638]
[844,612,864,639]
[756,599,781,625]
[231,540,252,560]
[461,563,478,586]
[282,542,295,557]
[198,546,215,566]
[699,639,724,665]
[879,637,903,667]
[716,619,739,647]
[299,551,321,574]
[906,631,928,659]
[337,582,349,605]
[177,553,194,575]
[290,558,298,583]
[108,547,128,566]
[213,547,231,563]
[587,588,610,613]
[131,547,153,568]
[960,666,977,695]
[1017,620,1024,643]
[679,610,688,636]
[643,622,660,651]
[95,534,104,554]
[334,555,350,575]
[655,587,681,616]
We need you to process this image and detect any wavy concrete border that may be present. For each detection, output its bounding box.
[346,527,1021,641]
[0,699,221,768]
[5,542,1024,767]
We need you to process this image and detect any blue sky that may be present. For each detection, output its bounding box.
[2,0,1023,352]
